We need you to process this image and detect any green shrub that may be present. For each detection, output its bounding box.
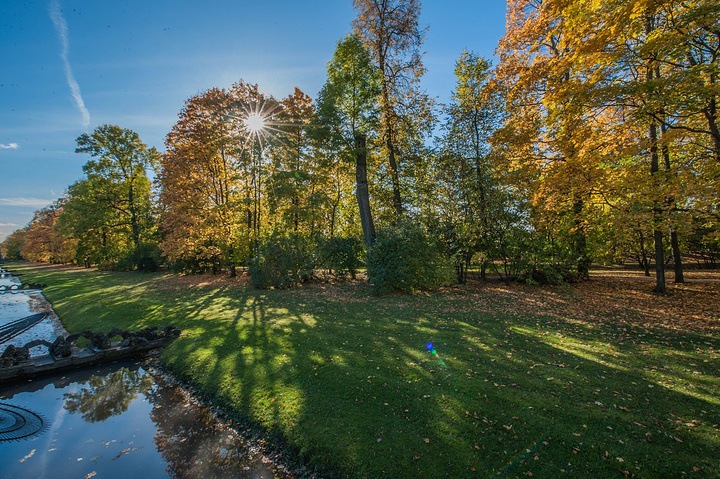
[316,236,364,278]
[250,233,316,289]
[134,242,163,272]
[113,242,164,272]
[366,220,453,294]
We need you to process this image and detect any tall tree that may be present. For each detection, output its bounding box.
[493,0,719,291]
[352,0,426,218]
[75,125,158,254]
[268,88,321,234]
[494,0,603,280]
[436,51,505,281]
[316,34,382,249]
[159,81,277,274]
[62,177,135,266]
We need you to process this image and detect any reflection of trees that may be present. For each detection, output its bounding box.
[146,376,278,479]
[61,365,284,478]
[63,367,154,423]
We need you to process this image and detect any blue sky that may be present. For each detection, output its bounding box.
[0,0,507,241]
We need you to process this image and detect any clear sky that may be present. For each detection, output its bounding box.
[0,0,507,241]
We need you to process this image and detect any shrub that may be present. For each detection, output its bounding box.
[366,220,453,294]
[316,236,364,279]
[134,242,164,272]
[250,233,316,289]
[113,242,164,272]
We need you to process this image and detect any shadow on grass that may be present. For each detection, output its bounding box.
[14,262,720,478]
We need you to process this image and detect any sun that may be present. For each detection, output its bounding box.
[244,113,266,133]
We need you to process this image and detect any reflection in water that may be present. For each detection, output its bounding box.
[0,272,67,355]
[64,368,154,423]
[1,362,292,478]
[148,376,279,479]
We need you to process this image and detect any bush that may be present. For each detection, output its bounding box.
[316,236,364,279]
[113,242,164,272]
[366,220,454,294]
[250,233,316,289]
[134,242,163,272]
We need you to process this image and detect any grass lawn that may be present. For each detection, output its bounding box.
[8,262,720,478]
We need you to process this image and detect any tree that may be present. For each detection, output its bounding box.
[74,124,158,268]
[317,34,382,249]
[435,51,506,282]
[352,0,427,218]
[21,198,76,263]
[62,177,133,266]
[159,81,277,274]
[0,228,27,260]
[493,0,606,281]
[267,88,321,234]
[492,0,719,291]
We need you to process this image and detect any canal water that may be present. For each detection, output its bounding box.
[0,271,66,355]
[0,361,292,478]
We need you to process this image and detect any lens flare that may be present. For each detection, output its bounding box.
[425,342,448,369]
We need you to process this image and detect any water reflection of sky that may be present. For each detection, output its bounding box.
[0,362,289,479]
[0,274,66,355]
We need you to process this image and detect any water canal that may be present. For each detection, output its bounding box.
[0,270,66,355]
[0,265,294,478]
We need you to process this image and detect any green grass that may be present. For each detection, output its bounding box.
[9,262,720,478]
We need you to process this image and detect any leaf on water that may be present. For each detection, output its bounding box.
[19,449,36,463]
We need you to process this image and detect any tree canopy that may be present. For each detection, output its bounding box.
[4,0,719,291]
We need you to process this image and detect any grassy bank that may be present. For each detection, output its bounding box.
[9,262,720,478]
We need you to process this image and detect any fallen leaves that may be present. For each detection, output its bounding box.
[441,270,720,333]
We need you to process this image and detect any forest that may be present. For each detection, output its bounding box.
[2,0,719,295]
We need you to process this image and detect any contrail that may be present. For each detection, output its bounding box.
[49,0,90,129]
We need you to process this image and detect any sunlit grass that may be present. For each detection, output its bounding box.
[10,262,720,478]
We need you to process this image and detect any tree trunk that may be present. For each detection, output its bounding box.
[638,227,650,276]
[658,101,685,284]
[354,134,376,249]
[456,263,466,284]
[386,121,403,218]
[649,118,666,294]
[329,179,341,238]
[670,230,684,283]
[704,75,720,163]
[573,198,590,280]
[127,183,140,251]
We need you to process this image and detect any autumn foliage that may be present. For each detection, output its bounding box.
[3,0,719,293]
